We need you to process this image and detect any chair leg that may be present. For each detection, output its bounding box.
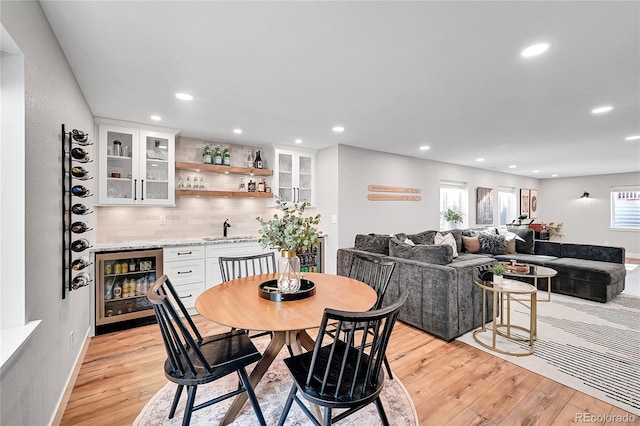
[238,368,266,426]
[168,384,184,419]
[182,385,198,426]
[323,406,332,426]
[277,384,297,426]
[384,355,394,379]
[374,397,390,426]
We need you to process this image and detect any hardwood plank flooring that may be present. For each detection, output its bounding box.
[61,315,637,425]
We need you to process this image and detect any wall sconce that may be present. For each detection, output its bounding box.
[581,191,590,198]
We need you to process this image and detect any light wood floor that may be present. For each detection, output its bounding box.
[61,315,637,426]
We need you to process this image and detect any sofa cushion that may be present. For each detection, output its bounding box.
[544,258,627,285]
[560,244,626,264]
[435,232,458,258]
[407,230,437,245]
[511,228,535,254]
[462,235,481,253]
[535,240,561,257]
[478,233,507,255]
[388,238,453,265]
[354,234,391,255]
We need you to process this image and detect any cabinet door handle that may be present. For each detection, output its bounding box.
[133,179,137,200]
[141,179,144,201]
[177,251,192,255]
[180,294,193,299]
[177,270,192,274]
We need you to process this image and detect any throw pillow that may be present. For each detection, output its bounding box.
[462,235,481,253]
[511,228,535,254]
[354,234,391,255]
[406,230,437,245]
[404,238,415,246]
[440,229,463,254]
[478,233,507,255]
[497,227,525,242]
[388,238,452,265]
[504,235,517,254]
[435,232,458,258]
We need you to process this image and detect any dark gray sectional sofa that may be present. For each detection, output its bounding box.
[337,228,626,342]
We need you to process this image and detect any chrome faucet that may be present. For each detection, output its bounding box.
[223,219,231,237]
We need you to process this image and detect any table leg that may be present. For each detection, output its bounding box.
[221,331,286,426]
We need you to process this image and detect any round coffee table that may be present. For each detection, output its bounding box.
[504,264,557,302]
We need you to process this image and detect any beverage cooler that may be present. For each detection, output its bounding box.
[298,236,325,272]
[95,249,163,334]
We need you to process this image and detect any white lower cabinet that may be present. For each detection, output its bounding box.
[163,245,205,312]
[205,242,269,289]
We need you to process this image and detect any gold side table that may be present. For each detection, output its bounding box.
[504,264,557,302]
[473,278,537,356]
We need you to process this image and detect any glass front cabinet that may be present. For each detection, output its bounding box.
[273,147,316,205]
[95,249,163,332]
[97,123,176,205]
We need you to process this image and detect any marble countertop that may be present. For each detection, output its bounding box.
[92,236,260,253]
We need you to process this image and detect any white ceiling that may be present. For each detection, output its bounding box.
[41,1,640,178]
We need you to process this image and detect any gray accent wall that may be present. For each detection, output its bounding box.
[1,1,94,424]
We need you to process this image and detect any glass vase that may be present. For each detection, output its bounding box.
[278,250,301,293]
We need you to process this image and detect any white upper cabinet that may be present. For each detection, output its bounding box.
[97,122,176,205]
[273,147,316,205]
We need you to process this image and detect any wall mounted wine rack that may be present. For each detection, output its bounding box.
[62,124,94,299]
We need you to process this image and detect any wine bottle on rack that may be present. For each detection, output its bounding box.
[71,203,90,215]
[71,221,90,234]
[72,272,91,289]
[254,150,263,169]
[71,185,91,197]
[71,129,89,144]
[71,147,91,161]
[71,238,91,252]
[71,256,90,271]
[71,166,90,179]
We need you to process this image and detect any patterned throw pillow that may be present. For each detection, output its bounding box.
[478,233,507,255]
[434,232,458,258]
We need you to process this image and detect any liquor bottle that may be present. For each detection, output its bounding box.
[238,176,246,192]
[72,272,91,289]
[254,150,263,169]
[71,185,91,197]
[71,147,90,161]
[121,260,128,273]
[129,259,136,272]
[223,146,231,166]
[177,176,184,189]
[71,256,90,271]
[199,177,204,190]
[257,179,265,192]
[186,176,192,189]
[71,238,90,252]
[71,203,90,215]
[202,144,212,164]
[71,221,90,234]
[248,180,256,192]
[213,145,223,165]
[246,149,254,168]
[71,166,90,179]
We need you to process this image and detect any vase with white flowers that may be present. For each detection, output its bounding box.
[257,199,321,293]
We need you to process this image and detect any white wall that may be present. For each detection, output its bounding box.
[316,145,339,273]
[539,172,640,257]
[1,1,94,424]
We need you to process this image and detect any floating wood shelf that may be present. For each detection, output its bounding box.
[175,162,273,176]
[176,190,273,198]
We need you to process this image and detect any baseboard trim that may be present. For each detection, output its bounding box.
[50,326,91,426]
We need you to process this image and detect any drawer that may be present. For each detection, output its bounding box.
[163,259,205,285]
[164,245,205,262]
[171,281,204,309]
[205,242,264,258]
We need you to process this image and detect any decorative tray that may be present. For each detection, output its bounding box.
[504,264,530,273]
[258,279,316,302]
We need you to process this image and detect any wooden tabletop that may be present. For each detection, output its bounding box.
[195,272,378,332]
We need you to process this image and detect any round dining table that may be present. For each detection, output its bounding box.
[195,271,378,425]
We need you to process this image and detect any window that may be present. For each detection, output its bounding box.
[498,187,517,226]
[611,186,640,229]
[440,180,468,229]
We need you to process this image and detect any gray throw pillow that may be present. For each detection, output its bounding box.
[388,238,453,265]
[354,234,392,255]
[478,233,507,255]
[407,230,437,245]
[511,228,535,254]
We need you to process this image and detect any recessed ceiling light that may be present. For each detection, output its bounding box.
[175,92,193,101]
[150,115,162,121]
[476,158,485,162]
[419,146,430,151]
[551,174,558,177]
[233,128,242,134]
[591,105,613,114]
[508,165,517,169]
[295,139,302,144]
[625,135,640,141]
[532,170,540,174]
[332,126,345,133]
[521,43,550,58]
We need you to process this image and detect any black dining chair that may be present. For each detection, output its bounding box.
[277,292,408,426]
[219,252,276,339]
[147,274,266,426]
[332,252,396,378]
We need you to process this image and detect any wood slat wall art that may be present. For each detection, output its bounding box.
[368,185,422,194]
[367,194,422,201]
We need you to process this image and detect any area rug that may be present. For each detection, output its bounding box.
[134,337,418,425]
[457,292,640,415]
